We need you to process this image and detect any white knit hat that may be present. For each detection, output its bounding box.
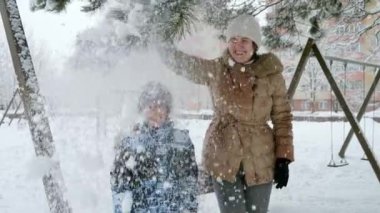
[138,81,172,113]
[225,15,262,48]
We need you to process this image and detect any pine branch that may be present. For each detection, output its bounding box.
[30,0,379,52]
[251,0,287,16]
[82,0,107,12]
[202,0,234,30]
[106,8,129,22]
[31,0,70,12]
[154,0,198,42]
[262,0,348,49]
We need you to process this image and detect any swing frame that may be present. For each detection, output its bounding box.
[336,64,380,157]
[0,88,22,127]
[288,38,380,183]
[361,68,378,161]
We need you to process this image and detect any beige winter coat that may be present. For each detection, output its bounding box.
[164,48,294,186]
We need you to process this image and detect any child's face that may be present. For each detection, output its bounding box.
[143,102,169,128]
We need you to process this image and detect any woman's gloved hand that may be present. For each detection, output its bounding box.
[274,158,291,189]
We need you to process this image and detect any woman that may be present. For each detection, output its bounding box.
[110,81,198,213]
[162,15,294,213]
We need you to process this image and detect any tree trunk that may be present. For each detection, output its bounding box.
[0,0,72,212]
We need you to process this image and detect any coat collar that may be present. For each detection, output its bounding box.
[140,120,174,133]
[221,50,283,77]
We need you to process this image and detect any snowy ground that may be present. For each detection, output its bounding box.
[1,113,380,213]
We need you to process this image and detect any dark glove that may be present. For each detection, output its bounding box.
[274,158,290,189]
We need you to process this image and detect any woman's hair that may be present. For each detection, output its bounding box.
[251,42,259,61]
[137,81,173,113]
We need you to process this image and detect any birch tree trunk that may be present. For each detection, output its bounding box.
[0,0,72,212]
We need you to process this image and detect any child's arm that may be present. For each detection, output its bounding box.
[184,141,199,213]
[173,130,199,212]
[111,191,125,213]
[110,137,135,212]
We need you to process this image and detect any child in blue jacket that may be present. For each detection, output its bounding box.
[110,81,198,213]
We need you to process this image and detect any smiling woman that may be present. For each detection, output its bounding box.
[161,14,294,213]
[226,15,262,64]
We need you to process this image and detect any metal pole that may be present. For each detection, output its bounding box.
[0,0,72,212]
[325,55,380,68]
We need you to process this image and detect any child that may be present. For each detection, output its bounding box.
[110,81,198,213]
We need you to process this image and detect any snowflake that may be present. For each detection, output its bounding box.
[163,181,172,189]
[228,58,235,67]
[125,157,136,169]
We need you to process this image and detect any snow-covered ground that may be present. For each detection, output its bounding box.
[1,113,380,213]
[1,0,379,212]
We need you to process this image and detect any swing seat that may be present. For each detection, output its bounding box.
[327,158,349,167]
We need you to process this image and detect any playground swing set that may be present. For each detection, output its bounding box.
[325,56,380,164]
[288,38,380,182]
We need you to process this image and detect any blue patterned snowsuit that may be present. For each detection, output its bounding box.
[110,121,198,213]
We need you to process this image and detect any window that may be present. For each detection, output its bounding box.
[332,62,344,73]
[336,23,362,36]
[347,64,361,72]
[376,32,380,46]
[319,101,329,110]
[336,25,345,36]
[354,0,365,16]
[350,81,362,90]
[346,23,362,34]
[345,0,365,16]
[319,84,329,91]
[303,101,311,110]
[345,42,360,52]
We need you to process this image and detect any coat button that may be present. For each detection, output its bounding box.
[240,67,246,72]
